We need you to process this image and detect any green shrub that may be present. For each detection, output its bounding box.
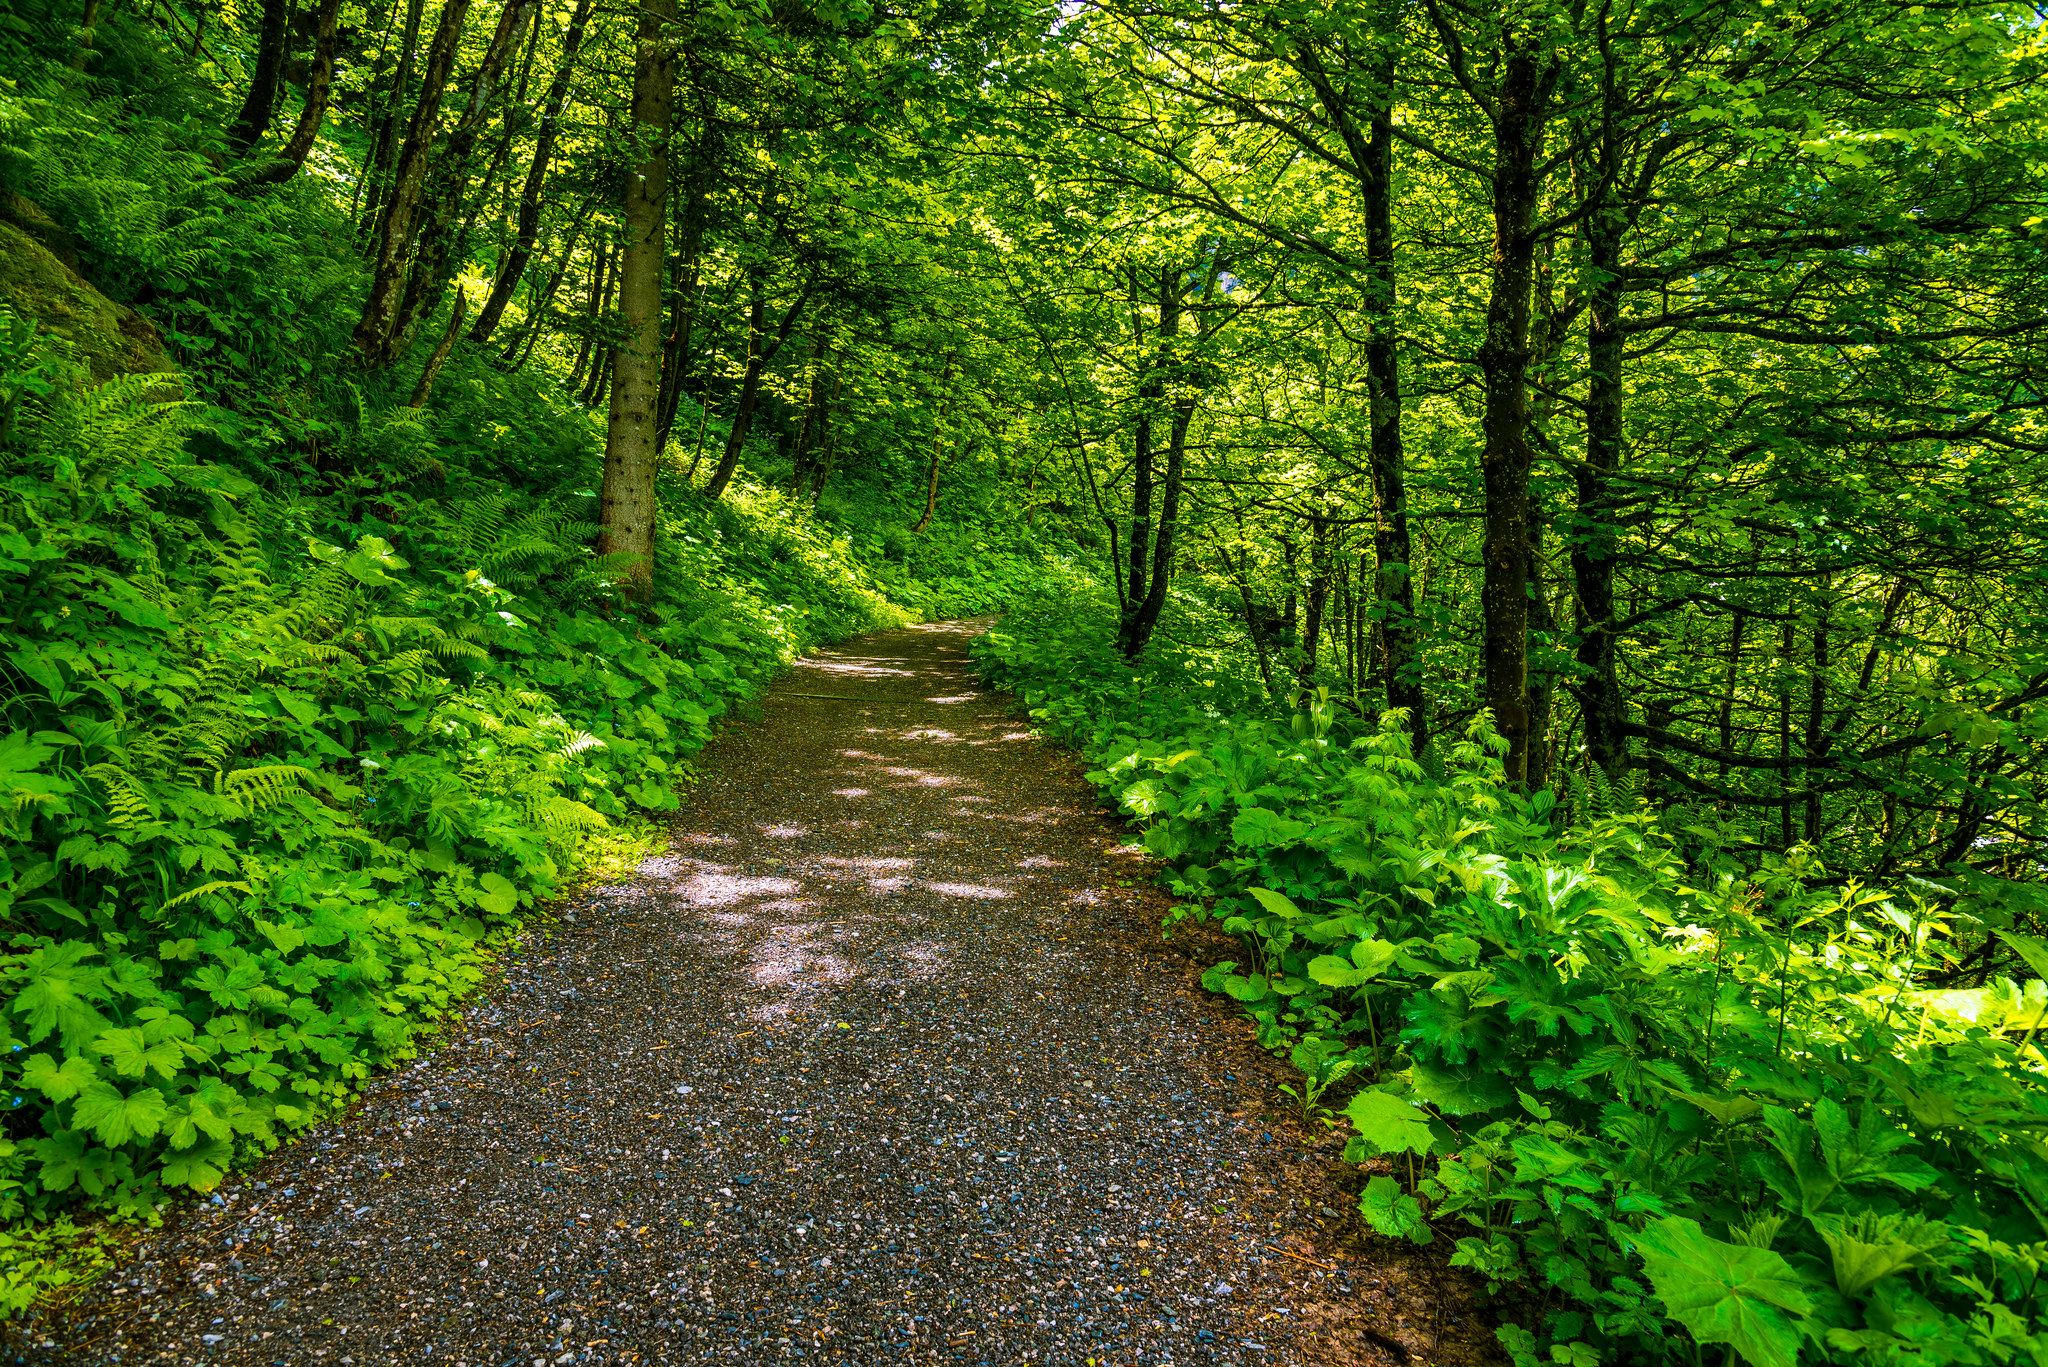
[978,608,2048,1367]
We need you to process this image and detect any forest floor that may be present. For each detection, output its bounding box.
[12,621,1494,1367]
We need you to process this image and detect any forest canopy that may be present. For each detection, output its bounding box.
[2,0,2048,1360]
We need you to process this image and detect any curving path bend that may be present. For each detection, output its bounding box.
[20,622,1449,1367]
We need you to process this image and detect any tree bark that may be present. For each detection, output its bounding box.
[359,0,425,243]
[597,0,678,604]
[702,248,812,502]
[469,0,596,345]
[1803,589,1830,842]
[227,0,291,153]
[246,0,346,186]
[499,193,593,368]
[407,286,466,408]
[1298,516,1332,688]
[1573,42,1628,785]
[379,0,537,364]
[1360,49,1424,755]
[1477,30,1552,786]
[351,0,476,367]
[805,366,842,506]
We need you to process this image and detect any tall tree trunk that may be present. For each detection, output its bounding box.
[805,366,842,506]
[69,0,105,71]
[1126,393,1191,656]
[1803,589,1830,843]
[568,245,608,388]
[597,0,678,603]
[1119,265,1174,659]
[1718,606,1749,787]
[1362,60,1426,756]
[913,376,952,534]
[655,111,717,448]
[359,0,425,242]
[1779,613,1796,848]
[1477,31,1551,786]
[351,0,476,367]
[407,286,466,408]
[246,0,345,186]
[1526,508,1555,792]
[1298,516,1332,688]
[699,256,780,501]
[578,255,616,405]
[500,194,593,368]
[469,0,596,345]
[788,332,828,494]
[1573,43,1627,785]
[227,0,291,152]
[378,0,537,365]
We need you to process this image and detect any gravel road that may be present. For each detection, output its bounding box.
[18,621,1464,1367]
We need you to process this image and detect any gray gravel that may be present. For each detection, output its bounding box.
[16,622,1422,1367]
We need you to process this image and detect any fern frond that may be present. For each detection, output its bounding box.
[216,764,314,816]
[159,879,251,911]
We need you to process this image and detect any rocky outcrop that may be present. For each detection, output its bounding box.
[0,194,177,387]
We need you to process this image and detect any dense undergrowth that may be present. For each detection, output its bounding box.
[977,600,2048,1367]
[0,21,1069,1310]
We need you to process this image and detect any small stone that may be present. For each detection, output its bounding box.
[1212,1282,1233,1296]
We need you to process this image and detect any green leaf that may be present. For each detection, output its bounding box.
[1998,930,2048,981]
[1244,886,1303,918]
[1307,954,1373,987]
[1345,1091,1437,1157]
[10,941,111,1047]
[1223,973,1273,1002]
[92,1026,182,1081]
[1809,1211,1948,1299]
[1635,1216,1815,1367]
[475,871,519,918]
[255,919,308,955]
[159,1135,232,1191]
[1359,1175,1432,1244]
[72,1080,169,1146]
[19,1051,97,1100]
[29,1130,117,1195]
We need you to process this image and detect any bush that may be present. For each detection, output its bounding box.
[978,607,2048,1367]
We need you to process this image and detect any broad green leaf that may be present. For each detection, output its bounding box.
[1244,886,1303,919]
[1998,930,2048,982]
[1810,1211,1948,1298]
[1635,1216,1815,1367]
[476,871,519,918]
[1307,954,1374,987]
[1359,1175,1432,1244]
[92,1026,182,1080]
[10,941,111,1047]
[1345,1091,1436,1157]
[72,1080,169,1146]
[160,1136,232,1191]
[20,1051,97,1100]
[1223,973,1273,1003]
[255,919,308,955]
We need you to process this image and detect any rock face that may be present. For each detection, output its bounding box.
[0,195,177,386]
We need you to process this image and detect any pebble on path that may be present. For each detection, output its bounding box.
[12,622,1490,1367]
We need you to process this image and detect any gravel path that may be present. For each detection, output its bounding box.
[20,622,1464,1367]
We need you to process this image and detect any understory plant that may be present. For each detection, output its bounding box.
[0,332,915,1258]
[978,605,2048,1367]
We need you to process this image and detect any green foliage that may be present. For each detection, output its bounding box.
[981,608,2048,1367]
[0,322,922,1230]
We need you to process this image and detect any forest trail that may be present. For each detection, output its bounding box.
[26,622,1452,1367]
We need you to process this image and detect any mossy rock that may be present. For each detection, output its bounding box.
[0,216,176,388]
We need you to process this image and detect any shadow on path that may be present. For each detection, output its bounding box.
[25,622,1446,1367]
